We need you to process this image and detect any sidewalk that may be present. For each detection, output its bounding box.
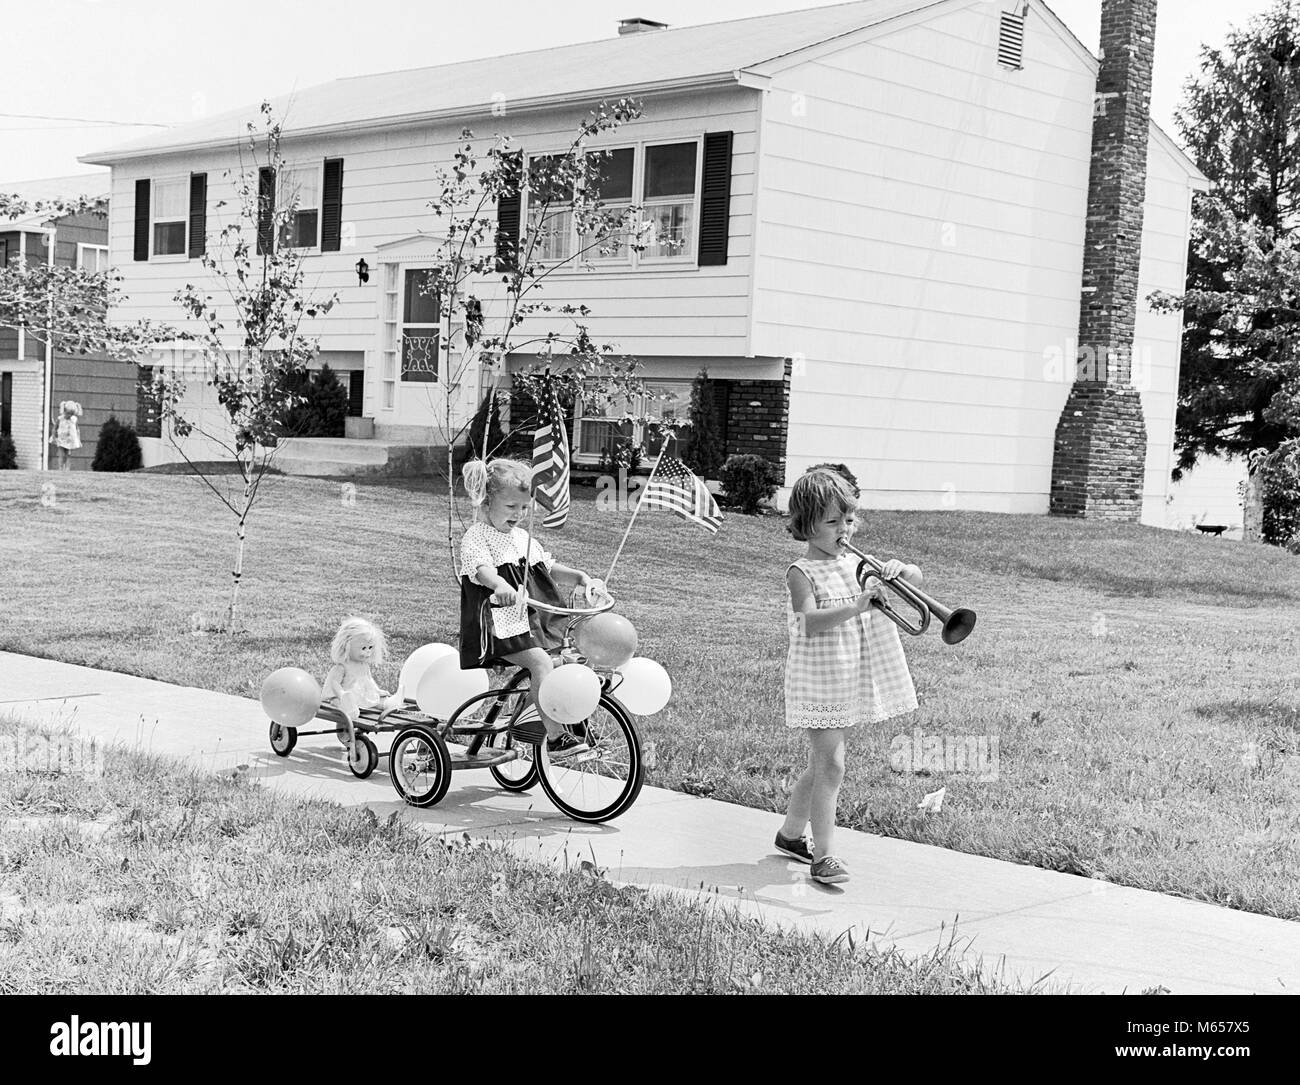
[1,649,1296,994]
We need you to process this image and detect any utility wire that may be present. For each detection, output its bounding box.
[0,112,169,128]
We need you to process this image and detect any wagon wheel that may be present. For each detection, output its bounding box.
[348,734,379,779]
[269,722,297,757]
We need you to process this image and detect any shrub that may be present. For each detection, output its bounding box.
[598,437,643,476]
[91,416,143,472]
[1256,441,1300,549]
[0,432,17,469]
[718,453,781,514]
[682,369,725,479]
[457,392,508,466]
[279,363,348,438]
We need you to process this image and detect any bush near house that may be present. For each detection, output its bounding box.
[718,453,781,514]
[597,437,643,477]
[0,433,16,469]
[90,416,142,472]
[456,391,508,466]
[278,364,348,439]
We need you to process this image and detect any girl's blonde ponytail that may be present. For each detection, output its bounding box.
[462,458,489,507]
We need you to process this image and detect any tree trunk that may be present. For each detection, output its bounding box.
[1242,465,1265,543]
[227,477,253,630]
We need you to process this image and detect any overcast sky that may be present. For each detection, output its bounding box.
[0,0,1285,184]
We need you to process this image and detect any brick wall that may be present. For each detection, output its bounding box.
[1049,0,1155,520]
[719,358,791,475]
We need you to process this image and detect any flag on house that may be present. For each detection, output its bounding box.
[531,378,570,528]
[642,456,723,534]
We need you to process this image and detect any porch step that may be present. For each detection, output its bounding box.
[273,437,448,477]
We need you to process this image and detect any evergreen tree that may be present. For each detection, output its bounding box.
[1172,1,1300,537]
[683,368,725,478]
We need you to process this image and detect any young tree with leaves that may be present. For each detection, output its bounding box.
[148,103,339,630]
[409,99,667,574]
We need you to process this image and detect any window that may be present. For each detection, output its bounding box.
[278,165,320,249]
[526,154,574,262]
[522,140,702,269]
[579,147,634,262]
[152,178,187,256]
[0,239,8,268]
[400,268,440,383]
[1,372,12,437]
[641,142,698,260]
[136,366,161,438]
[574,380,692,461]
[78,245,109,273]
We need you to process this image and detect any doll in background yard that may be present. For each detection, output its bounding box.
[51,400,82,471]
[323,617,402,722]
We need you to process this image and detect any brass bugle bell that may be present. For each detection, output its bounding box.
[842,541,977,646]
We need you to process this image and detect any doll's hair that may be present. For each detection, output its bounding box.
[462,457,533,510]
[330,616,387,665]
[59,400,83,418]
[788,468,858,542]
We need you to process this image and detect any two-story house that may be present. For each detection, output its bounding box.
[0,172,138,470]
[82,0,1207,523]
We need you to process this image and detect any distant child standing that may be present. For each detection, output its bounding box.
[52,400,82,471]
[776,468,921,884]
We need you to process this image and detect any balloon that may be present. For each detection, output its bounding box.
[415,655,490,719]
[574,613,638,670]
[538,664,602,726]
[260,667,322,727]
[614,658,672,716]
[398,642,457,700]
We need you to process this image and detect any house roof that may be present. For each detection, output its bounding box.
[80,0,936,163]
[79,0,1207,185]
[1,171,112,230]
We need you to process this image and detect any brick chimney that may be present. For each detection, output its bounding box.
[618,17,668,35]
[1048,0,1156,520]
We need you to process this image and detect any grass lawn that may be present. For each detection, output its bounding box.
[3,468,1299,923]
[0,720,1032,993]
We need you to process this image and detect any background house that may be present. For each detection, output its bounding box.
[82,0,1207,526]
[0,171,138,470]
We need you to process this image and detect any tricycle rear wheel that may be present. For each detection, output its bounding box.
[389,726,452,808]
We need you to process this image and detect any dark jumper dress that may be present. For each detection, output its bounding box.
[458,521,570,669]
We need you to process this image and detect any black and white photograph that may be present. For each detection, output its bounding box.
[0,0,1295,1056]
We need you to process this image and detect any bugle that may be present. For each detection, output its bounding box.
[842,542,977,645]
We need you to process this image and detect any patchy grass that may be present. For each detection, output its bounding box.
[1,469,1298,921]
[0,719,1031,994]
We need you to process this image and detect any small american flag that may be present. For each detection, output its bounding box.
[531,378,570,529]
[642,456,723,534]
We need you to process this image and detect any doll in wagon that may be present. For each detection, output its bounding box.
[322,616,403,724]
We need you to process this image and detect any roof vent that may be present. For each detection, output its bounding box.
[619,17,668,35]
[997,10,1026,69]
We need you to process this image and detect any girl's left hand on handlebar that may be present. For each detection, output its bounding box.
[581,576,610,605]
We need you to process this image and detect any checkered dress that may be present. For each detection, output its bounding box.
[785,555,918,729]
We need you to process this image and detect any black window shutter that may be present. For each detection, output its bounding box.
[257,167,275,255]
[133,179,150,262]
[321,158,344,252]
[495,152,522,273]
[188,173,207,258]
[698,131,733,266]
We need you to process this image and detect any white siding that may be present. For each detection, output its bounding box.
[1165,453,1247,539]
[753,2,1197,514]
[106,87,759,435]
